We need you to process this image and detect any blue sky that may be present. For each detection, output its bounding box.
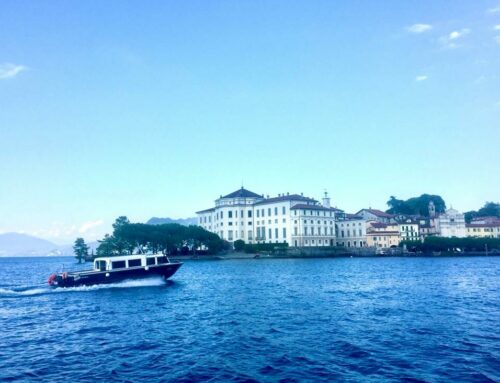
[1,1,499,244]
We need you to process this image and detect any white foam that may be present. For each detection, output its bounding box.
[0,277,166,297]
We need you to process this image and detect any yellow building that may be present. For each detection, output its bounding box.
[466,217,500,238]
[366,222,400,248]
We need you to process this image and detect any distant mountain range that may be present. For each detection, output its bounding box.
[0,217,197,256]
[0,233,98,257]
[146,217,197,226]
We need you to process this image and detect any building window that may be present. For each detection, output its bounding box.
[269,228,272,239]
[283,228,287,238]
[229,211,233,218]
[248,211,252,218]
[275,228,278,239]
[282,206,286,214]
[248,230,253,240]
[274,207,278,215]
[228,230,233,241]
[294,227,298,235]
[268,208,272,216]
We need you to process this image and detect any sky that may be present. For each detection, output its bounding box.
[1,0,499,244]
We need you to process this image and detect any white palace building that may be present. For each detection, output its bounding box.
[196,187,340,247]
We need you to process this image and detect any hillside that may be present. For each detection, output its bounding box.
[146,217,197,226]
[0,233,59,257]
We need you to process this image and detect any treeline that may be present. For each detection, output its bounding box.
[386,194,446,217]
[464,202,500,223]
[400,237,500,253]
[95,216,228,257]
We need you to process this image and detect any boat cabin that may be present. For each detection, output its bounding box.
[93,254,170,271]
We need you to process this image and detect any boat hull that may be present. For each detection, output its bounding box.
[51,263,182,288]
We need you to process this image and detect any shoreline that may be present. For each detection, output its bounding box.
[171,251,499,261]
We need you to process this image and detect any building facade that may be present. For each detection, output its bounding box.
[466,217,500,238]
[366,222,401,248]
[437,208,466,238]
[335,214,367,248]
[197,188,338,247]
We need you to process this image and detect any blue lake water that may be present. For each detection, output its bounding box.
[0,256,499,382]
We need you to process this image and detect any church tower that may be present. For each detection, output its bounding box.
[322,190,331,208]
[428,201,436,218]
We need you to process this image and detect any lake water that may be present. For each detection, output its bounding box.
[0,256,499,382]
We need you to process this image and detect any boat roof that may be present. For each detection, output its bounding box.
[93,254,164,262]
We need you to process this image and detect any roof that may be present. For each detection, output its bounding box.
[357,209,394,218]
[369,222,390,229]
[221,187,263,199]
[466,223,500,228]
[366,231,400,236]
[196,207,215,214]
[254,194,317,206]
[290,203,337,211]
[345,214,363,219]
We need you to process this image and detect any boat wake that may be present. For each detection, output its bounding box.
[0,277,167,297]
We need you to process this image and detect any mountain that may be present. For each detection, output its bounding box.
[146,217,197,226]
[0,233,60,257]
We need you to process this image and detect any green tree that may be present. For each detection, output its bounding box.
[73,237,89,263]
[464,202,500,223]
[96,234,117,257]
[233,239,245,252]
[386,194,446,216]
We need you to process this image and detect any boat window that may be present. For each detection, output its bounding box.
[146,257,156,266]
[156,256,168,264]
[111,260,126,269]
[96,260,107,271]
[128,259,141,267]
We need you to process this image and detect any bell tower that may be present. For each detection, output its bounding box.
[428,201,436,218]
[322,190,331,208]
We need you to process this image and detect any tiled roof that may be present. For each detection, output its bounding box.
[290,203,337,211]
[357,209,394,218]
[254,194,317,205]
[369,222,389,229]
[196,207,215,214]
[466,223,500,228]
[221,187,263,199]
[366,231,400,235]
[345,214,363,219]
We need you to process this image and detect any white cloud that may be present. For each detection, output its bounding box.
[487,6,500,14]
[0,63,27,79]
[449,28,470,40]
[440,28,470,48]
[415,75,428,82]
[494,25,500,30]
[79,220,104,234]
[407,24,432,33]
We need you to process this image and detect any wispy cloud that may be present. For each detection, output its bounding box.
[79,219,104,234]
[494,25,500,30]
[407,24,432,33]
[440,28,470,48]
[0,63,27,79]
[487,6,500,14]
[449,28,470,40]
[415,75,428,82]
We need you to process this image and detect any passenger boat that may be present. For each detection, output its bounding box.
[48,254,182,288]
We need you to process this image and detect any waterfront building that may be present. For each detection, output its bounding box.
[466,217,500,238]
[196,187,338,247]
[356,209,396,224]
[365,222,401,248]
[436,208,466,238]
[397,218,420,242]
[335,214,367,247]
